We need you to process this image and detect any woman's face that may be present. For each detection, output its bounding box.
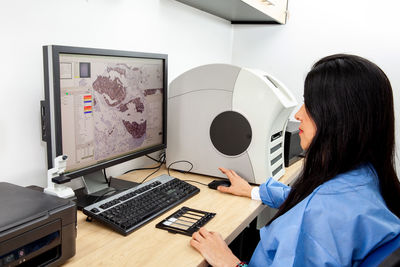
[295,104,317,150]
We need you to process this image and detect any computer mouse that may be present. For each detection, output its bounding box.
[208,179,231,190]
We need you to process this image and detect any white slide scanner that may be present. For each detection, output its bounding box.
[166,64,297,184]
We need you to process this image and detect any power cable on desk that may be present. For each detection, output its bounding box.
[123,152,166,174]
[166,160,208,186]
[182,180,209,187]
[138,162,163,184]
[167,160,193,176]
[137,152,166,183]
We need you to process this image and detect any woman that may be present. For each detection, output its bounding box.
[190,54,400,266]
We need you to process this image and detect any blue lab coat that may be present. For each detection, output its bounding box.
[249,164,400,266]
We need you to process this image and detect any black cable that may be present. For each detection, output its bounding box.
[103,168,110,185]
[137,153,165,183]
[167,160,207,186]
[123,165,161,174]
[146,153,165,163]
[139,162,163,184]
[123,152,166,174]
[146,151,165,163]
[158,152,166,163]
[167,160,193,176]
[182,179,208,186]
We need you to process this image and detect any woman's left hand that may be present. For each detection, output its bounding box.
[190,227,240,267]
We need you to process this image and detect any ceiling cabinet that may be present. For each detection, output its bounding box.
[175,0,288,24]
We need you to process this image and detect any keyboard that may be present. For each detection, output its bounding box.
[82,174,200,236]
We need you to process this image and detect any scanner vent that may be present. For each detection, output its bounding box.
[272,164,283,177]
[271,153,282,166]
[270,143,281,154]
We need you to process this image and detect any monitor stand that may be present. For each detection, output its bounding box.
[73,170,139,210]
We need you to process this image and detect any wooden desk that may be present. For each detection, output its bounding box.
[64,162,302,267]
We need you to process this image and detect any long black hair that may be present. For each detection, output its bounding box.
[269,54,400,224]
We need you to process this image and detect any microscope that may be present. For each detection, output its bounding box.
[44,155,75,198]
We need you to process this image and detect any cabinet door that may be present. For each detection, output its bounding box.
[242,0,288,24]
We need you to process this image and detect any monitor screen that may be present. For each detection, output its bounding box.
[42,45,167,182]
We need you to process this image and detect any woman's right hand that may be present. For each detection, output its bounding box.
[217,167,253,198]
[190,227,239,267]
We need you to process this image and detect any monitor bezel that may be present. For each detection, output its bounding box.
[43,45,168,179]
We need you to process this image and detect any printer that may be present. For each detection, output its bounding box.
[0,182,76,266]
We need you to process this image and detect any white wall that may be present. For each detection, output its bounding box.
[232,0,400,176]
[0,0,233,187]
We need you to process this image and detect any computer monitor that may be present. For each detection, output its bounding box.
[41,45,167,207]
